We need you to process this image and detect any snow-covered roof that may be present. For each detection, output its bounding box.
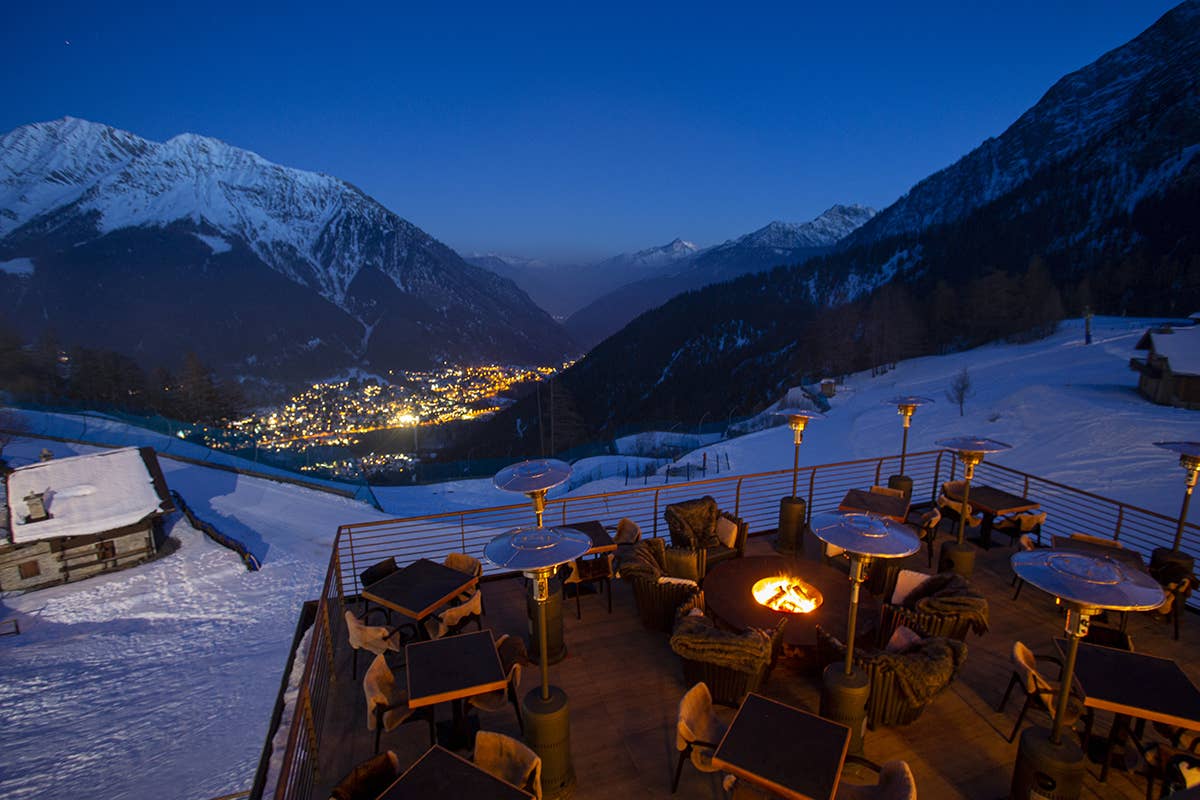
[5,447,169,543]
[1148,327,1200,376]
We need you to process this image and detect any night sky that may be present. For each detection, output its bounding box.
[0,1,1182,260]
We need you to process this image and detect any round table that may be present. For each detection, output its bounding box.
[703,555,858,649]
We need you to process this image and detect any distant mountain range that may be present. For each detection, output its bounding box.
[465,237,699,319]
[562,205,876,349]
[462,0,1200,448]
[0,118,573,382]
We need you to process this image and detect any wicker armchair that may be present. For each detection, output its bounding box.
[664,496,748,572]
[669,593,786,706]
[817,625,966,729]
[878,570,989,644]
[617,537,702,631]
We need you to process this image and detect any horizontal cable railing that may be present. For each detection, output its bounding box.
[268,449,1198,799]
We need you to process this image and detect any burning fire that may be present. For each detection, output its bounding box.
[752,575,823,614]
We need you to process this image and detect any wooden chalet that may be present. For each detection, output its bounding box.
[1131,324,1200,409]
[0,446,174,591]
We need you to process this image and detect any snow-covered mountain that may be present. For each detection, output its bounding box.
[0,118,572,379]
[563,204,875,350]
[844,0,1200,254]
[601,237,700,270]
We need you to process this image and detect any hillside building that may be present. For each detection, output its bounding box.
[1130,325,1200,409]
[0,447,173,591]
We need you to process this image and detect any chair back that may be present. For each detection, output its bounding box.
[363,654,400,731]
[890,570,930,606]
[329,752,401,800]
[614,517,642,545]
[875,760,917,800]
[870,485,905,498]
[1015,512,1046,532]
[918,507,941,532]
[676,682,720,752]
[444,552,482,578]
[1018,534,1036,552]
[360,557,398,590]
[1011,641,1051,698]
[345,610,398,655]
[1070,532,1122,549]
[474,731,542,800]
[425,590,483,638]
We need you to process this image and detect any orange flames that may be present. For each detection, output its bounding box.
[752,576,823,614]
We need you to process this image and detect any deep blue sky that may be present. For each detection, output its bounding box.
[0,1,1183,260]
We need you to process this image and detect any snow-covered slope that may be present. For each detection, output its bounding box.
[0,118,572,376]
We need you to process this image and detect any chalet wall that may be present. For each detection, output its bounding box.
[0,520,157,592]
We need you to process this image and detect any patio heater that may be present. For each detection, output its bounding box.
[774,409,823,555]
[884,396,933,501]
[1150,441,1200,584]
[494,459,573,664]
[934,436,1011,578]
[485,524,592,800]
[1009,550,1163,800]
[811,512,919,754]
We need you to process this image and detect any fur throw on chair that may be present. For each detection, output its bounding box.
[899,573,989,635]
[474,730,542,800]
[665,496,721,549]
[670,612,774,675]
[618,536,668,581]
[823,628,967,707]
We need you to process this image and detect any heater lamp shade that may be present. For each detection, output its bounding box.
[810,512,920,559]
[484,526,592,571]
[493,459,572,494]
[934,436,1012,455]
[1011,550,1165,612]
[1155,441,1200,460]
[886,395,934,408]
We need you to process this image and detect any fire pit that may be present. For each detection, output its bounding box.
[752,575,823,614]
[704,556,853,649]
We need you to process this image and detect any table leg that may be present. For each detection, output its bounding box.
[1099,713,1131,783]
[978,514,996,550]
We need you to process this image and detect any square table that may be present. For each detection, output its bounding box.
[562,520,616,554]
[713,693,850,800]
[407,628,507,749]
[1055,639,1200,782]
[838,488,909,523]
[378,744,533,799]
[946,484,1039,549]
[363,558,478,622]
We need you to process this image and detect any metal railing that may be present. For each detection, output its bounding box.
[266,448,1199,800]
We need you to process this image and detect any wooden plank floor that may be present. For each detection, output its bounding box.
[315,533,1200,799]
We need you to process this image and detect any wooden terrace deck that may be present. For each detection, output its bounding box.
[314,533,1200,799]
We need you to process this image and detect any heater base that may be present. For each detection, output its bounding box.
[1010,726,1085,800]
[939,541,976,577]
[524,686,575,799]
[820,665,869,754]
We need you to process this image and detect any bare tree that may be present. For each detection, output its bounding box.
[946,367,973,417]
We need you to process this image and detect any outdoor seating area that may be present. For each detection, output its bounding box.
[268,449,1200,800]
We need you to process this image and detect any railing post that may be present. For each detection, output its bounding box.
[735,477,744,518]
[343,527,358,597]
[874,459,883,485]
[807,467,817,524]
[320,599,336,683]
[1023,475,1030,499]
[561,498,568,525]
[653,489,661,538]
[460,514,467,552]
[1115,506,1125,542]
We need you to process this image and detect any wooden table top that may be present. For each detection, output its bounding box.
[379,744,533,799]
[713,693,850,800]
[562,520,616,554]
[947,485,1038,517]
[838,489,909,522]
[1055,639,1200,729]
[1050,535,1147,570]
[406,629,507,708]
[362,558,478,620]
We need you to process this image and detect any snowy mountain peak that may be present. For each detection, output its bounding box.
[735,204,877,250]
